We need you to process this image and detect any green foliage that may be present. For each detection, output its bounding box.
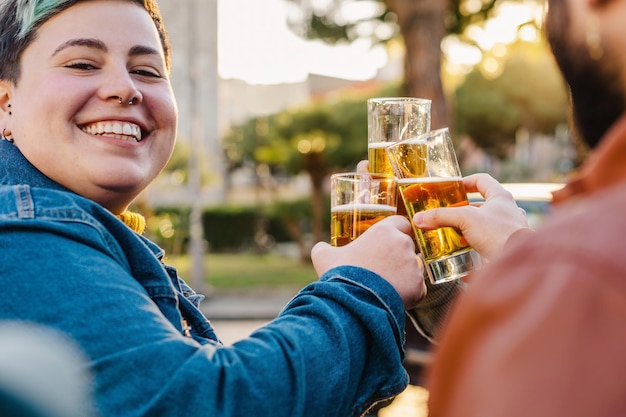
[285,0,499,44]
[286,0,392,44]
[167,252,317,290]
[447,0,498,35]
[267,198,313,220]
[160,139,219,186]
[202,206,259,251]
[149,203,305,254]
[221,84,405,246]
[223,89,404,175]
[267,196,330,234]
[453,41,568,158]
[306,12,351,43]
[454,72,521,157]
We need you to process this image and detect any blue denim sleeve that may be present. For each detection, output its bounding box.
[149,267,410,417]
[1,228,408,417]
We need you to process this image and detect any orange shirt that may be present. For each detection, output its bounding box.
[426,116,626,416]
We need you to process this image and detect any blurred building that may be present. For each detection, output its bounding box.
[146,0,391,208]
[145,1,572,210]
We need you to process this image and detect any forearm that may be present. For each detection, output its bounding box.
[406,278,465,343]
[175,267,409,417]
[85,266,409,416]
[2,223,409,416]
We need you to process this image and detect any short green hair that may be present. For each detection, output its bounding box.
[0,0,172,82]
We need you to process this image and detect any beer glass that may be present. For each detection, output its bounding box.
[385,128,482,284]
[367,97,431,175]
[330,173,397,247]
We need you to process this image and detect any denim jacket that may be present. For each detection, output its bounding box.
[0,140,409,417]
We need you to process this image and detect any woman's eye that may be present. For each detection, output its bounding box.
[132,69,162,78]
[66,62,97,70]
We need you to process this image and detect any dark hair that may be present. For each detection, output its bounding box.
[0,0,172,82]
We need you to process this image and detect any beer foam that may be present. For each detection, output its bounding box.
[368,142,392,149]
[397,176,462,184]
[331,204,397,213]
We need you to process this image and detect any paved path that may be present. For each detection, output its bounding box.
[210,320,268,345]
[200,289,299,320]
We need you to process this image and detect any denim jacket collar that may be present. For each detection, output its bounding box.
[0,138,217,343]
[0,140,70,192]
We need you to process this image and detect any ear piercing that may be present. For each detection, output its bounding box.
[2,105,15,142]
[2,128,14,143]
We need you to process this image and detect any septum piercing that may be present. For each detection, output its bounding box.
[118,97,136,105]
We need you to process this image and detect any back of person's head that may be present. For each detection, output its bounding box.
[0,0,171,83]
[0,322,96,417]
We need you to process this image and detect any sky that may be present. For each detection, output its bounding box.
[217,0,545,85]
[217,0,388,85]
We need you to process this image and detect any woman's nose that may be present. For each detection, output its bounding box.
[101,67,143,105]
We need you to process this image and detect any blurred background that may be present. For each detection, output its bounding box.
[138,0,574,303]
[129,1,573,414]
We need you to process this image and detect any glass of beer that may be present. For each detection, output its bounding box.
[330,173,398,247]
[367,97,431,176]
[385,128,482,284]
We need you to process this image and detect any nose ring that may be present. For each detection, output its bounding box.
[118,96,137,105]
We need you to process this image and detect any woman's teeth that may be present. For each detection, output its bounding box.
[82,121,142,142]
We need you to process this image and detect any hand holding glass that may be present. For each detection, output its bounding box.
[385,128,482,284]
[330,173,398,247]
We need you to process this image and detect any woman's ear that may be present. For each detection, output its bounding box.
[0,80,13,119]
[0,81,14,142]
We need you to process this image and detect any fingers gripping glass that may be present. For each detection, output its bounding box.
[385,128,482,284]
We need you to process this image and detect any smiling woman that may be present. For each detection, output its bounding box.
[0,1,431,416]
[0,0,177,214]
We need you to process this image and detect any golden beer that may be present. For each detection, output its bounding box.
[384,141,428,179]
[370,141,427,178]
[371,140,429,219]
[398,177,470,261]
[368,143,403,217]
[368,142,394,175]
[386,128,481,284]
[330,203,397,247]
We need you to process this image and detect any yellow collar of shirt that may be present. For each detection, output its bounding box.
[116,211,146,234]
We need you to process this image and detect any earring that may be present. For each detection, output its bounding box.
[586,15,603,60]
[2,128,14,143]
[7,104,11,115]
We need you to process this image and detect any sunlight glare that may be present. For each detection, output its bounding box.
[218,0,388,85]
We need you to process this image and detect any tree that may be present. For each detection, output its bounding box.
[222,92,391,256]
[285,0,504,129]
[453,41,568,158]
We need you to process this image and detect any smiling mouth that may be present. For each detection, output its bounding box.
[81,121,144,142]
